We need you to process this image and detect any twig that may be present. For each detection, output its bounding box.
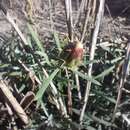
[48,0,54,32]
[75,73,82,100]
[112,42,130,122]
[64,0,74,116]
[65,69,72,115]
[79,0,105,126]
[0,80,29,125]
[74,0,88,27]
[65,0,73,41]
[20,91,35,111]
[6,13,28,46]
[5,102,17,130]
[80,0,91,44]
[18,59,41,90]
[91,0,97,16]
[122,88,130,94]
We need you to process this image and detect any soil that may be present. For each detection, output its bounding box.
[0,0,130,41]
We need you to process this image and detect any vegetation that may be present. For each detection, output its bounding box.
[0,0,130,130]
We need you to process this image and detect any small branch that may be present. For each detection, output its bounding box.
[6,13,28,46]
[18,59,41,90]
[112,42,130,122]
[65,0,73,41]
[5,102,17,130]
[80,0,91,44]
[0,80,29,125]
[74,0,88,27]
[65,69,72,115]
[48,0,54,32]
[122,88,130,94]
[91,0,97,16]
[79,0,105,125]
[20,91,35,111]
[75,73,82,100]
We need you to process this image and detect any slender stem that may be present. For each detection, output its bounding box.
[65,0,73,41]
[112,42,130,122]
[80,0,91,44]
[65,68,72,115]
[75,73,82,100]
[79,0,105,126]
[74,0,88,27]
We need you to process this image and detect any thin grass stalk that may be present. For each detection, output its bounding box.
[79,0,105,126]
[74,0,88,27]
[64,0,74,116]
[80,0,91,44]
[0,80,29,125]
[65,69,72,115]
[112,42,130,122]
[65,0,73,41]
[5,102,17,130]
[75,73,82,100]
[91,0,97,18]
[48,0,54,32]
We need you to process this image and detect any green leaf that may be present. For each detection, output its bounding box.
[86,113,117,127]
[27,24,50,65]
[19,84,26,93]
[0,64,10,68]
[74,71,101,86]
[110,57,123,64]
[83,60,98,65]
[53,32,62,52]
[8,71,22,76]
[95,65,115,79]
[92,90,116,103]
[35,68,59,100]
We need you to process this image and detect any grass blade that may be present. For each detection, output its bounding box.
[95,65,115,79]
[75,71,101,86]
[35,68,59,100]
[27,24,50,65]
[53,32,62,52]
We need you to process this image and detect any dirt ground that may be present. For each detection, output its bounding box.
[0,0,130,41]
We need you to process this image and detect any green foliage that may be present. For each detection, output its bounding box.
[0,22,126,130]
[27,24,50,65]
[35,68,59,100]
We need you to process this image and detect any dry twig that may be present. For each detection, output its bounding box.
[65,69,72,115]
[112,42,130,122]
[79,0,105,126]
[75,73,82,100]
[0,80,29,125]
[65,0,73,41]
[80,0,91,44]
[74,0,88,27]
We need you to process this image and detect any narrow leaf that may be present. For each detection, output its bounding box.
[75,71,101,86]
[53,32,62,52]
[27,24,50,65]
[35,68,59,100]
[95,65,115,79]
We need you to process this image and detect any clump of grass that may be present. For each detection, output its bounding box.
[0,0,129,130]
